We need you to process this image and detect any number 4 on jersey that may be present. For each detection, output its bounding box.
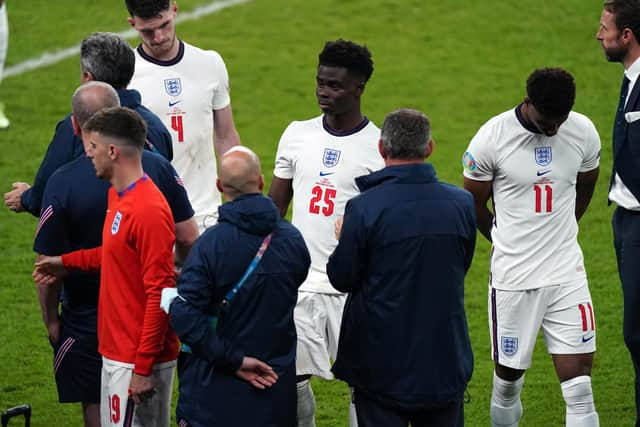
[309,185,336,216]
[171,115,185,143]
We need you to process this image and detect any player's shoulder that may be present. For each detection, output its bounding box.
[182,41,225,66]
[566,110,598,130]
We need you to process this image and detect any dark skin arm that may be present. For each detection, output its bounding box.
[575,167,599,222]
[268,176,293,218]
[463,177,494,242]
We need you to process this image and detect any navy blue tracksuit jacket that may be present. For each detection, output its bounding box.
[170,194,310,427]
[327,163,476,411]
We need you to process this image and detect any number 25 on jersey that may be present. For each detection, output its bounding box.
[309,185,336,216]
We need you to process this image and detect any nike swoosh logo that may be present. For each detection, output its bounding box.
[319,172,335,177]
[536,170,551,176]
[168,100,182,107]
[582,334,594,343]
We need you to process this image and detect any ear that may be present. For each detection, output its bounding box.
[378,139,387,160]
[172,1,179,14]
[81,71,94,83]
[71,115,81,136]
[356,81,365,97]
[425,139,435,158]
[127,16,135,28]
[258,175,265,193]
[108,144,118,160]
[216,178,224,194]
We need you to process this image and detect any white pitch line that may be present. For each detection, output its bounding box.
[3,0,252,79]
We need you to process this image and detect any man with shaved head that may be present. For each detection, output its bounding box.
[166,147,311,427]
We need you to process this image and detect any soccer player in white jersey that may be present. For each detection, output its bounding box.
[463,68,601,427]
[125,0,240,233]
[269,40,384,427]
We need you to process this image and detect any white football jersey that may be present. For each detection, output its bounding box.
[130,41,230,226]
[274,116,384,294]
[463,107,600,290]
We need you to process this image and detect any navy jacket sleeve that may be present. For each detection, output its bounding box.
[461,193,477,273]
[21,116,84,216]
[33,173,71,255]
[143,153,194,223]
[327,199,367,293]
[169,235,244,371]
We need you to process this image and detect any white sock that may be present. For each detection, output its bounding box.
[490,372,524,427]
[296,380,316,427]
[561,376,599,427]
[0,3,8,82]
[349,387,358,427]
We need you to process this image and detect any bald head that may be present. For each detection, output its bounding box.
[71,81,120,128]
[217,147,264,201]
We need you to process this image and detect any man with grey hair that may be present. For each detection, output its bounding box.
[4,31,172,215]
[327,108,476,426]
[33,81,196,427]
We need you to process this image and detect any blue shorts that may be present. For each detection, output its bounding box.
[51,325,101,403]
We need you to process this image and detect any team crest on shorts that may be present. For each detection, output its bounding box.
[164,78,182,97]
[111,211,122,235]
[534,146,552,166]
[501,336,518,356]
[323,148,341,168]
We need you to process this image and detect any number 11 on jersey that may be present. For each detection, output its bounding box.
[533,184,552,213]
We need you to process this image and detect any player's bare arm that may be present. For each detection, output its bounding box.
[3,182,30,213]
[212,105,241,159]
[35,254,63,344]
[174,217,199,266]
[575,167,599,222]
[268,177,293,218]
[463,177,494,242]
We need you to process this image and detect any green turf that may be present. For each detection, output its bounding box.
[0,0,631,425]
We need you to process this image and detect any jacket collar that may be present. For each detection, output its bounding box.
[356,163,438,192]
[218,193,279,235]
[116,89,142,108]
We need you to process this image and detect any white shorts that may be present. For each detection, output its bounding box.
[489,279,596,370]
[295,291,346,379]
[100,357,176,427]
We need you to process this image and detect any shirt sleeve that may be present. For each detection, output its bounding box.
[132,200,176,375]
[152,161,195,223]
[210,51,231,111]
[579,117,601,172]
[61,247,102,271]
[22,117,83,216]
[326,199,367,293]
[273,124,295,180]
[462,122,496,182]
[33,173,71,255]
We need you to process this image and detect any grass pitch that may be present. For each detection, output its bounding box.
[0,0,630,425]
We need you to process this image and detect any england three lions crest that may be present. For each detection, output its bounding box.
[501,336,518,356]
[535,146,552,166]
[323,148,341,168]
[164,78,182,97]
[111,211,122,235]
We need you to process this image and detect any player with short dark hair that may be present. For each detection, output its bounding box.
[269,39,384,427]
[126,0,241,233]
[4,31,172,216]
[463,68,601,426]
[35,105,182,427]
[34,82,195,427]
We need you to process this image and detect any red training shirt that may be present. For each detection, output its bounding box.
[62,175,179,375]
